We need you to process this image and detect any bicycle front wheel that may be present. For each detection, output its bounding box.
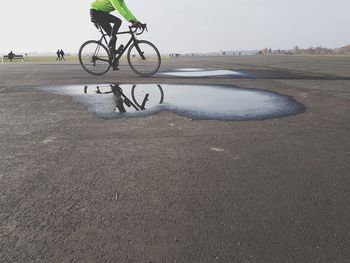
[79,40,111,76]
[127,40,161,77]
[131,84,164,110]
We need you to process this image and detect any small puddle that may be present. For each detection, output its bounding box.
[159,68,247,77]
[40,84,305,121]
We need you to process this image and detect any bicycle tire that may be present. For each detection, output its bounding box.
[127,40,161,77]
[131,84,164,109]
[79,40,111,76]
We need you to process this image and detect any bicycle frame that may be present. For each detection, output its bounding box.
[95,25,146,64]
[85,85,149,111]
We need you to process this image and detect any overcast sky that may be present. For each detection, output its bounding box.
[1,0,350,54]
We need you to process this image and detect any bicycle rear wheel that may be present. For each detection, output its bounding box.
[127,40,161,77]
[79,40,111,76]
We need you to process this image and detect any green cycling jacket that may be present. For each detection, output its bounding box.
[91,0,137,21]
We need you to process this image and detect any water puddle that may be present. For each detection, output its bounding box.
[159,68,247,77]
[40,84,305,121]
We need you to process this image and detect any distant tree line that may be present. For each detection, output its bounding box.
[259,44,350,56]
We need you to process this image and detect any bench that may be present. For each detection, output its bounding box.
[2,55,24,62]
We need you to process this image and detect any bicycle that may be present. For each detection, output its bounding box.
[79,22,161,77]
[84,84,164,113]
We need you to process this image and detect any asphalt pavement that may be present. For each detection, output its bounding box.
[0,56,349,263]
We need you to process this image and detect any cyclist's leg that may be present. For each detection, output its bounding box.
[90,9,112,36]
[90,10,121,50]
[109,17,122,50]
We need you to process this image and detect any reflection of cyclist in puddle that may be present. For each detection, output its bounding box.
[84,84,164,114]
[90,0,142,70]
[110,84,126,113]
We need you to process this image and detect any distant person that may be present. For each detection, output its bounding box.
[56,50,61,61]
[8,51,15,62]
[89,0,142,69]
[60,49,65,61]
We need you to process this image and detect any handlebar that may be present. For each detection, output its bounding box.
[130,23,148,35]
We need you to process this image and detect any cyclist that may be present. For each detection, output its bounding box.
[90,0,140,55]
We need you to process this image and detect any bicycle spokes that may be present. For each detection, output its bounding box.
[127,40,161,77]
[79,40,110,76]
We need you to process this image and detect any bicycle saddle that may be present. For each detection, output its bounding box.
[90,19,100,30]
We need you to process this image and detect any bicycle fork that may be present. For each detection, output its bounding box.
[134,42,146,60]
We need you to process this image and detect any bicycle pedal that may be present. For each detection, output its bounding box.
[124,100,131,107]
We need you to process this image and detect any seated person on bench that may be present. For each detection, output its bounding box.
[8,51,15,62]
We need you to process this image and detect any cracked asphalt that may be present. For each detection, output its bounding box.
[0,56,350,262]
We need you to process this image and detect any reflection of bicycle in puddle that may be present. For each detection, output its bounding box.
[84,84,164,113]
